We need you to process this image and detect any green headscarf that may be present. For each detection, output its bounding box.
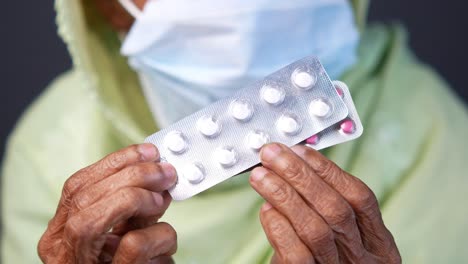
[2,0,468,262]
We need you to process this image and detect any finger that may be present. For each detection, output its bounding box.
[69,162,176,215]
[259,203,315,264]
[113,222,177,264]
[59,187,167,263]
[148,256,175,264]
[69,143,160,195]
[43,144,160,241]
[112,192,173,236]
[291,145,398,257]
[99,227,176,263]
[98,233,122,262]
[271,253,281,264]
[260,143,366,259]
[250,167,339,263]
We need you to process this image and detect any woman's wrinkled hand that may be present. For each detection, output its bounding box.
[250,143,401,264]
[38,144,177,264]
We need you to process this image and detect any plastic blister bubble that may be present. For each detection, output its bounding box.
[215,146,238,167]
[309,98,333,118]
[180,163,205,184]
[261,83,285,105]
[164,131,188,154]
[230,99,254,122]
[197,116,221,138]
[246,131,270,151]
[277,114,302,136]
[291,66,317,90]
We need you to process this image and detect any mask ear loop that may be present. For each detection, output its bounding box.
[118,0,142,18]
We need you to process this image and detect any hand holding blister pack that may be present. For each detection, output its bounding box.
[145,56,363,200]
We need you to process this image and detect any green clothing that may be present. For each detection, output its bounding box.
[2,0,468,262]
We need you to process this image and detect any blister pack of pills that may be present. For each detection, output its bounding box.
[304,81,363,150]
[145,56,356,200]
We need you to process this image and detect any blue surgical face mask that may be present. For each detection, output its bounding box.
[121,0,359,127]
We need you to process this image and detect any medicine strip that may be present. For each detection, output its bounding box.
[145,56,349,200]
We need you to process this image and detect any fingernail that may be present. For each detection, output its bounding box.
[261,202,273,212]
[291,145,306,157]
[251,167,268,182]
[152,192,164,206]
[160,163,177,185]
[138,144,158,161]
[261,144,282,162]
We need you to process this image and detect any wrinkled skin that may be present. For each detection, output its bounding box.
[251,143,401,263]
[38,144,401,263]
[38,1,402,263]
[38,144,178,263]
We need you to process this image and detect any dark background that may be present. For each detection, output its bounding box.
[0,0,467,161]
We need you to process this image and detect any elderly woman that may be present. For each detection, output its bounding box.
[2,0,467,263]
